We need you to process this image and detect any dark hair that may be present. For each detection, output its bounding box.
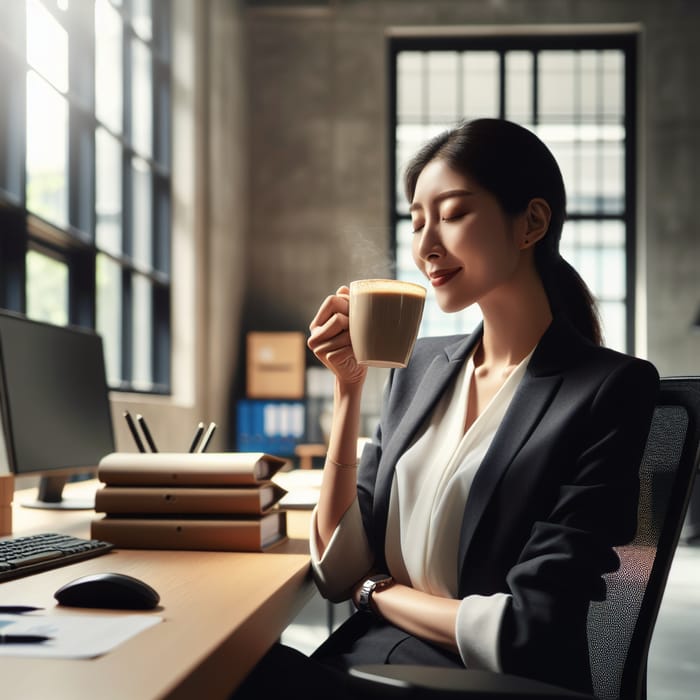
[404,118,602,346]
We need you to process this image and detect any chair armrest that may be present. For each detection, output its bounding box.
[349,665,594,698]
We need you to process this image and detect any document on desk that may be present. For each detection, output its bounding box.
[0,613,162,658]
[273,469,323,509]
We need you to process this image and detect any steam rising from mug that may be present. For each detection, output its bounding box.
[342,226,397,280]
[349,279,426,368]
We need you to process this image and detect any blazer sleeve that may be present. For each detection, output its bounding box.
[498,357,659,691]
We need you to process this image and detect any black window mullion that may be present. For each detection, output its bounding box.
[498,50,506,119]
[0,47,26,206]
[68,108,96,238]
[0,209,27,313]
[69,248,96,328]
[532,50,539,125]
[153,283,170,391]
[153,174,171,275]
[121,268,133,384]
[623,38,637,352]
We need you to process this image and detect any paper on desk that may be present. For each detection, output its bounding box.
[273,468,323,509]
[0,613,162,658]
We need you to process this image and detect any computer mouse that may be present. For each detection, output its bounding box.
[54,572,161,610]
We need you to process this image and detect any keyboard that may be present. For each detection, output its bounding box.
[0,532,114,583]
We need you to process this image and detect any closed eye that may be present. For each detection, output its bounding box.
[441,213,466,222]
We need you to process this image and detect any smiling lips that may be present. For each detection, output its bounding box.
[428,268,461,287]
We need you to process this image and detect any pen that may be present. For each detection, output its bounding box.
[0,606,43,614]
[123,411,145,453]
[188,422,205,453]
[196,422,217,453]
[136,414,158,453]
[0,634,52,644]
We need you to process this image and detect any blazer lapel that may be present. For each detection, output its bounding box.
[456,317,583,576]
[371,329,482,548]
[456,371,562,570]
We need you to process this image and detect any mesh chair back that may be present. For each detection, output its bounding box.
[587,377,700,700]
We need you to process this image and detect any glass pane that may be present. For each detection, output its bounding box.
[504,51,533,125]
[600,246,626,300]
[26,70,68,227]
[461,52,499,119]
[539,51,576,123]
[96,127,123,255]
[579,141,599,213]
[395,123,446,215]
[26,249,69,326]
[131,156,152,267]
[26,0,68,93]
[95,0,123,134]
[426,52,458,123]
[131,38,153,157]
[578,52,598,122]
[601,51,624,122]
[132,273,153,390]
[397,52,424,123]
[601,139,624,214]
[132,0,152,41]
[599,300,626,353]
[561,219,627,343]
[96,253,123,386]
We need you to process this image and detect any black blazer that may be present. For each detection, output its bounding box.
[355,316,659,692]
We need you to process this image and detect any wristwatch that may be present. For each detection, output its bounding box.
[357,574,394,614]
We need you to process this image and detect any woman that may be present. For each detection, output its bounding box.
[235,118,659,698]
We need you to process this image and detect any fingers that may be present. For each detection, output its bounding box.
[308,290,350,344]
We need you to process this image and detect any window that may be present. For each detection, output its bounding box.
[0,0,172,392]
[390,34,636,352]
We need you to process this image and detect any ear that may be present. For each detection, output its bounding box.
[519,198,551,250]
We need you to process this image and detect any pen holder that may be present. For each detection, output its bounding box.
[0,475,14,536]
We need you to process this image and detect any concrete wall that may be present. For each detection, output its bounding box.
[240,0,700,380]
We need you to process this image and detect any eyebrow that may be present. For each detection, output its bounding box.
[409,188,475,213]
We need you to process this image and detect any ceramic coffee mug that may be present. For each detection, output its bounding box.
[349,279,426,368]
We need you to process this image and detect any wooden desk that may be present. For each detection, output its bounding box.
[1,481,314,699]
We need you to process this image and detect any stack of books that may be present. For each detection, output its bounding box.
[90,452,289,552]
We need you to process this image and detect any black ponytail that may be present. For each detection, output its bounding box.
[404,118,603,346]
[535,251,603,346]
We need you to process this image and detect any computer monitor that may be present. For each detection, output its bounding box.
[0,310,115,509]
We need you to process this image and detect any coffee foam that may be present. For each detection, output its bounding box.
[350,279,426,297]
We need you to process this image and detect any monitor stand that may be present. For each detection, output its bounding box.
[21,475,95,510]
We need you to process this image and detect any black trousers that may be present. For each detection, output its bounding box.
[232,612,463,700]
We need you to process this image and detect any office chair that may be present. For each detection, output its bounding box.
[350,376,700,699]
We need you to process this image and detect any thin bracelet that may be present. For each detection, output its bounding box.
[326,457,358,469]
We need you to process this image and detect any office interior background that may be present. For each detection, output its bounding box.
[1,0,698,453]
[0,0,698,696]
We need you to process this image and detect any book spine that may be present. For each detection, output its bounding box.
[90,514,287,552]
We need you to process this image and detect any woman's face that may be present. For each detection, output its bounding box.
[410,158,528,314]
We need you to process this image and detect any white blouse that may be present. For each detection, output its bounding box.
[310,347,534,672]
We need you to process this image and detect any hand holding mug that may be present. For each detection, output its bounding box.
[308,286,367,386]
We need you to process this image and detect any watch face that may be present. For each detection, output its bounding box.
[358,575,393,613]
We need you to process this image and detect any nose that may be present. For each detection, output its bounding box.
[414,219,444,262]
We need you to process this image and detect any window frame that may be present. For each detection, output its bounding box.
[0,0,172,394]
[388,32,638,352]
